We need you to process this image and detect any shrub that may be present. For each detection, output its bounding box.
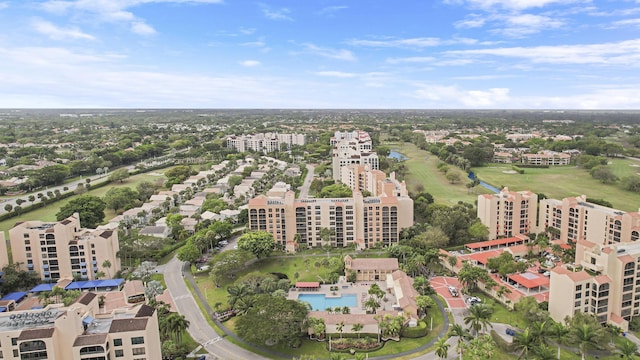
[400,321,428,338]
[511,165,525,174]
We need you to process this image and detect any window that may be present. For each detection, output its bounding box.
[131,337,144,345]
[132,347,146,355]
[11,338,17,346]
[113,339,122,346]
[115,349,124,357]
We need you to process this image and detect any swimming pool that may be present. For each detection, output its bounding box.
[297,293,357,311]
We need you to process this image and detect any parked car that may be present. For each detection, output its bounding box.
[448,286,459,297]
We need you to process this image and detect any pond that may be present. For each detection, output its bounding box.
[388,150,408,161]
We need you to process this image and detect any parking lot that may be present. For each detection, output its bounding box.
[430,276,467,309]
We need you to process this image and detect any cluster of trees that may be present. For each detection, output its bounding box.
[150,300,191,359]
[0,263,40,295]
[177,220,233,263]
[406,201,488,247]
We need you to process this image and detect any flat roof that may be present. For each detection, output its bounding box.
[509,272,550,289]
[295,282,320,288]
[466,236,528,249]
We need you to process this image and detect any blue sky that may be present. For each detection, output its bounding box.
[0,0,639,108]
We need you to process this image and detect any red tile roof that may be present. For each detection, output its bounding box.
[295,282,320,288]
[508,272,550,289]
[466,235,529,249]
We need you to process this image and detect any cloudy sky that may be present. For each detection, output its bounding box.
[0,0,639,108]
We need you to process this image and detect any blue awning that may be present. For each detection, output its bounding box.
[0,307,6,313]
[31,306,43,310]
[1,292,27,302]
[80,269,87,273]
[92,260,97,265]
[30,284,55,293]
[26,264,33,269]
[82,316,94,325]
[80,262,86,266]
[43,271,50,276]
[42,264,48,269]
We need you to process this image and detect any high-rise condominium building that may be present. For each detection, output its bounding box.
[248,186,413,253]
[0,292,161,360]
[539,195,640,245]
[331,131,378,182]
[226,133,306,153]
[7,214,120,282]
[477,188,538,240]
[549,240,640,331]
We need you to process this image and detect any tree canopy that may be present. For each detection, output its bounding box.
[237,231,275,258]
[234,294,308,347]
[56,195,106,228]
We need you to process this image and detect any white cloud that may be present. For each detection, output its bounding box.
[239,27,256,35]
[131,21,156,36]
[413,84,511,107]
[493,13,564,36]
[319,5,348,16]
[260,5,293,21]
[445,39,640,65]
[610,18,640,28]
[348,37,442,48]
[454,16,487,28]
[299,43,356,61]
[239,60,261,67]
[386,57,436,64]
[445,0,583,10]
[314,71,357,78]
[0,2,8,10]
[40,0,222,34]
[31,19,96,41]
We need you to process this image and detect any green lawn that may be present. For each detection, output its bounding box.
[469,291,528,328]
[0,169,170,237]
[472,158,640,212]
[386,142,488,205]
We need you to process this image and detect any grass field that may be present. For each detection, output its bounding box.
[385,141,489,205]
[0,169,170,236]
[471,158,640,212]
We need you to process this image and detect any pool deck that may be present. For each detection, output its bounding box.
[288,280,398,314]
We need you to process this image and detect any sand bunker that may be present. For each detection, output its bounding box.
[502,170,518,174]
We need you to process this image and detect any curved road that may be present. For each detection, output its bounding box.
[298,163,315,198]
[163,255,268,360]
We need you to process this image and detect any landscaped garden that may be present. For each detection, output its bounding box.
[192,252,446,359]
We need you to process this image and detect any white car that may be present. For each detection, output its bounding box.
[448,286,459,297]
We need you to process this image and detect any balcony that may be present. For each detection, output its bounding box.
[580,260,604,273]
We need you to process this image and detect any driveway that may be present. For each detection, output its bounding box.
[430,277,467,309]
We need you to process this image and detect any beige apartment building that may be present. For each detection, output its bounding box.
[538,195,640,245]
[522,151,571,166]
[477,188,538,239]
[548,240,640,331]
[7,214,120,282]
[0,292,161,360]
[248,187,413,252]
[331,131,379,182]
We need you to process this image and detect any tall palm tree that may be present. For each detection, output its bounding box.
[569,323,602,360]
[364,297,380,314]
[464,304,494,337]
[513,328,537,359]
[548,321,568,359]
[530,320,549,344]
[170,313,190,345]
[336,321,344,339]
[615,339,638,360]
[448,324,471,360]
[351,323,363,338]
[435,337,450,359]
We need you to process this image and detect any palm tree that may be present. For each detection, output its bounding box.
[364,297,380,314]
[352,323,363,338]
[435,337,450,359]
[448,324,471,360]
[336,321,344,339]
[530,320,549,344]
[170,313,190,345]
[496,285,512,300]
[569,323,602,360]
[226,283,250,309]
[548,321,567,359]
[615,339,638,360]
[534,343,557,360]
[464,304,493,337]
[513,328,537,359]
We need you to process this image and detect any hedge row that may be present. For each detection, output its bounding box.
[517,164,550,168]
[400,321,428,338]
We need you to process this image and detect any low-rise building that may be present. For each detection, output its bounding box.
[344,256,399,282]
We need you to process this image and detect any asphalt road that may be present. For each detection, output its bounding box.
[163,256,268,360]
[298,163,315,198]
